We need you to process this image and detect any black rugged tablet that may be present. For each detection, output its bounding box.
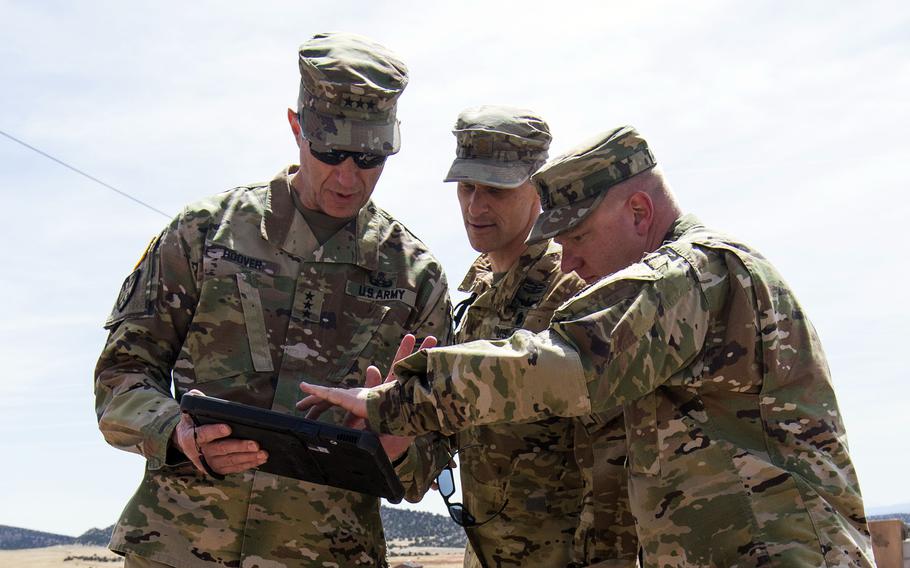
[179,393,405,503]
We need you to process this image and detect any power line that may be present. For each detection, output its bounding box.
[0,128,171,219]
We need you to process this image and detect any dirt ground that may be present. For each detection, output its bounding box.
[0,544,465,568]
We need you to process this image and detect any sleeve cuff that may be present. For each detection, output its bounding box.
[145,410,182,470]
[366,381,399,434]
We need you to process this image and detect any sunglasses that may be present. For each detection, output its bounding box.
[436,451,508,528]
[308,142,387,170]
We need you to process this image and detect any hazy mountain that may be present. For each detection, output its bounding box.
[867,502,910,516]
[74,526,115,547]
[0,507,467,550]
[0,525,74,549]
[869,513,910,524]
[5,501,908,551]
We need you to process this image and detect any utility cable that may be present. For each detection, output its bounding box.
[0,128,170,219]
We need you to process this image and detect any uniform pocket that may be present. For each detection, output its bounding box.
[182,272,274,383]
[624,393,659,476]
[297,293,391,386]
[328,298,390,384]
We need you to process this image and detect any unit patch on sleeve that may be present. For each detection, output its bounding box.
[116,269,141,311]
[104,235,162,329]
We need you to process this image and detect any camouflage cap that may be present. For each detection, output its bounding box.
[526,126,656,245]
[443,105,551,189]
[298,32,409,156]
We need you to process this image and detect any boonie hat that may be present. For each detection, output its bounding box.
[298,32,409,156]
[444,105,550,189]
[527,125,656,244]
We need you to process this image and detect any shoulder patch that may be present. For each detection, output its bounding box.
[104,236,162,329]
[115,269,141,311]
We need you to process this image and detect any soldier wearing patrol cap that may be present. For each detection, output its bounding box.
[439,106,637,567]
[95,32,453,567]
[300,126,876,567]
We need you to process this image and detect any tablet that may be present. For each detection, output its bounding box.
[179,393,405,503]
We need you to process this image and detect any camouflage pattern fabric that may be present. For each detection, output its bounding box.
[368,215,874,567]
[297,32,408,156]
[526,126,656,245]
[571,416,640,568]
[444,105,551,188]
[452,240,636,567]
[95,166,453,568]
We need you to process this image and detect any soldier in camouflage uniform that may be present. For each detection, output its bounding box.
[300,126,875,567]
[442,106,637,568]
[94,32,452,568]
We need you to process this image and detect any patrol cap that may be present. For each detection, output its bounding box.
[443,105,551,189]
[297,32,409,156]
[527,125,656,244]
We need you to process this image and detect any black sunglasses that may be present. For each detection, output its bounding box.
[308,142,387,170]
[436,455,508,528]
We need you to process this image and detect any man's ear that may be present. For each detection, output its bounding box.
[287,108,302,147]
[628,191,654,236]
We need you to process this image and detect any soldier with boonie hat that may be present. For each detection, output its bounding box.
[96,31,453,568]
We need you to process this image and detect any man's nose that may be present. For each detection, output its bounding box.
[560,247,582,275]
[333,158,359,187]
[467,192,488,217]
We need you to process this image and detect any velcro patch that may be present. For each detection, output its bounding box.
[345,280,416,307]
[116,269,141,311]
[205,245,279,275]
[104,235,161,329]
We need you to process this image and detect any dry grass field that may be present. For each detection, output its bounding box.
[0,544,465,568]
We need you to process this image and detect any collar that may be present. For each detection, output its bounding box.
[458,239,554,309]
[662,213,704,243]
[261,165,380,270]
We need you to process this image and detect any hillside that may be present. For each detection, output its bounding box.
[0,526,73,549]
[0,506,466,550]
[381,507,467,547]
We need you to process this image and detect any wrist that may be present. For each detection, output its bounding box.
[164,418,190,466]
[366,382,398,434]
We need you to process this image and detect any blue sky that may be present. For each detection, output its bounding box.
[1,0,908,536]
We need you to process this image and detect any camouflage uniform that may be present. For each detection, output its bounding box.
[95,167,452,567]
[366,127,874,567]
[456,241,578,567]
[95,33,453,568]
[444,107,637,568]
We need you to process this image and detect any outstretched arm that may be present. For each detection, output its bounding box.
[298,261,708,439]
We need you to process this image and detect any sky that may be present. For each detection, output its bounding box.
[1,0,908,536]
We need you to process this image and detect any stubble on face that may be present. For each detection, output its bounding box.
[458,181,540,253]
[293,145,384,219]
[556,190,648,282]
[286,109,383,219]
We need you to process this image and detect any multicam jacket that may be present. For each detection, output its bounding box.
[95,166,453,568]
[454,240,637,568]
[370,215,874,568]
